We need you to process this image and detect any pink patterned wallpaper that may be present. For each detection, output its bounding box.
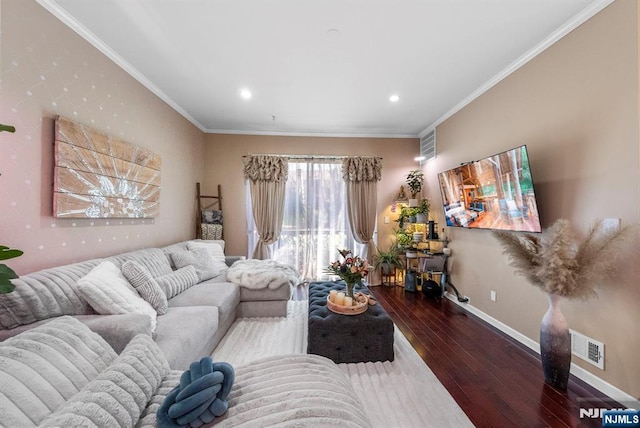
[0,0,205,274]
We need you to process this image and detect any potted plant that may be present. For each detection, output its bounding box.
[374,244,404,276]
[493,219,638,389]
[406,170,424,206]
[415,198,430,223]
[395,229,413,248]
[395,206,417,228]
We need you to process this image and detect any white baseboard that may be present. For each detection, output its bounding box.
[444,292,639,406]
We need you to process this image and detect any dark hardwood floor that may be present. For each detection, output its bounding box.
[366,284,618,428]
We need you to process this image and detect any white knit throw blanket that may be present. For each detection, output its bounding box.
[226,259,300,290]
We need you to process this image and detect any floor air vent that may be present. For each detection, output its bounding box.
[570,329,604,370]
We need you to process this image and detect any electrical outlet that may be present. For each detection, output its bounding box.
[384,216,390,224]
[490,290,497,302]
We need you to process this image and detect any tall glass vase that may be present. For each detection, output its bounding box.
[539,292,571,390]
[345,281,355,298]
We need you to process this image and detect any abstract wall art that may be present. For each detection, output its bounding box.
[53,116,161,218]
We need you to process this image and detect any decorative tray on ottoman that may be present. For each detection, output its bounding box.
[326,293,369,315]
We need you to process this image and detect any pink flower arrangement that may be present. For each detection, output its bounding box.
[325,249,371,285]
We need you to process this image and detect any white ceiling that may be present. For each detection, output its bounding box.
[39,0,610,138]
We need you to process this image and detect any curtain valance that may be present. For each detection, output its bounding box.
[243,155,289,182]
[341,157,382,182]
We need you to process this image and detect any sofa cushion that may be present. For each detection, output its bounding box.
[170,248,227,282]
[39,334,170,428]
[187,240,226,264]
[0,259,101,330]
[121,260,169,315]
[0,316,117,426]
[107,248,174,278]
[76,261,157,331]
[0,314,154,354]
[155,265,199,299]
[138,354,372,428]
[168,281,240,316]
[239,282,292,302]
[153,306,220,370]
[168,281,240,337]
[77,313,155,354]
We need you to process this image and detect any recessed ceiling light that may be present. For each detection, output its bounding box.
[240,89,252,100]
[389,94,400,103]
[326,28,340,39]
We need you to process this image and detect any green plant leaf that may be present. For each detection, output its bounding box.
[0,264,19,279]
[0,281,16,293]
[0,124,16,133]
[0,246,23,261]
[0,264,18,293]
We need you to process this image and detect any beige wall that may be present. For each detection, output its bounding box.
[424,1,640,398]
[202,134,419,257]
[0,0,206,273]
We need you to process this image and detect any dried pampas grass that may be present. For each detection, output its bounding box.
[493,219,638,300]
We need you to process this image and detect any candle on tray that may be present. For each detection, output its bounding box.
[344,296,353,307]
[335,292,345,306]
[329,289,338,303]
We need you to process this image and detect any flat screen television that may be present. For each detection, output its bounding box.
[437,145,541,232]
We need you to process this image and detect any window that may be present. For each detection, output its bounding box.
[247,160,366,281]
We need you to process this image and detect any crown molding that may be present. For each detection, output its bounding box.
[419,0,615,139]
[35,0,208,133]
[206,128,419,139]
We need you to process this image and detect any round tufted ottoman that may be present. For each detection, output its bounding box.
[307,281,394,363]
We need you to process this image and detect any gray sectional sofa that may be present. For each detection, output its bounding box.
[0,316,372,427]
[0,239,292,369]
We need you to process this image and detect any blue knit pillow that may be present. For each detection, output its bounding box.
[157,356,234,427]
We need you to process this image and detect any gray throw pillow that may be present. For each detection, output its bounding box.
[39,334,170,428]
[156,265,200,299]
[121,260,169,315]
[169,248,225,282]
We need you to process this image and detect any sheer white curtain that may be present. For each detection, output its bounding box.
[247,159,366,282]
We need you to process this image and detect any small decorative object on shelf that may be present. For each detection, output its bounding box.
[391,185,409,213]
[325,249,371,298]
[427,220,439,239]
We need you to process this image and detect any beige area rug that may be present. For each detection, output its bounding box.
[213,301,474,428]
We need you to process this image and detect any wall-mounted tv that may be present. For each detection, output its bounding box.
[437,145,541,232]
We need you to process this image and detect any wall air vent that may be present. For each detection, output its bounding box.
[420,130,436,162]
[570,329,604,370]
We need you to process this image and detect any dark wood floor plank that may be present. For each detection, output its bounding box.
[368,284,617,428]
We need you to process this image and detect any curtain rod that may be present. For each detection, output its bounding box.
[242,154,382,161]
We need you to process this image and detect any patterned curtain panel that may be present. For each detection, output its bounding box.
[342,156,382,183]
[243,155,289,259]
[342,157,382,285]
[243,155,288,182]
